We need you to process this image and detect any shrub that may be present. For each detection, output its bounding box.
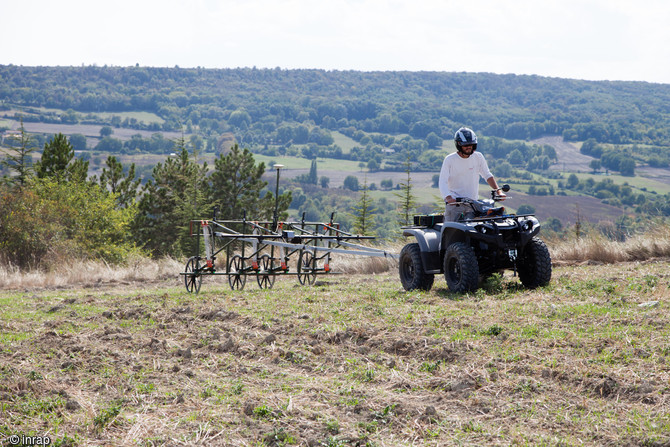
[0,179,138,268]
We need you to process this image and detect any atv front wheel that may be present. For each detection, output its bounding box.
[444,242,479,293]
[399,243,435,291]
[518,237,552,288]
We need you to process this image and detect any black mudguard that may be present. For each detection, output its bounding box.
[403,226,442,272]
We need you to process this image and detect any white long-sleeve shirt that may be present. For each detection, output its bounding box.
[438,151,493,201]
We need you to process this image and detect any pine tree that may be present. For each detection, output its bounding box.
[394,156,416,226]
[134,141,292,257]
[100,155,141,208]
[134,137,209,256]
[68,157,90,184]
[1,117,35,187]
[307,159,318,184]
[175,132,210,242]
[295,159,319,185]
[210,144,291,221]
[575,203,582,239]
[35,132,89,183]
[36,133,73,180]
[352,178,376,236]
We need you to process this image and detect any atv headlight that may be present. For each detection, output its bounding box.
[476,224,494,234]
[520,217,538,232]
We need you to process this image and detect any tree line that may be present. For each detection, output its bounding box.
[0,124,292,268]
[1,65,668,161]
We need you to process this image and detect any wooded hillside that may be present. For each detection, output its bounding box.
[1,65,669,148]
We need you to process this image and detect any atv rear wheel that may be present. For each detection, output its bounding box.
[443,242,479,293]
[399,243,434,291]
[518,237,552,288]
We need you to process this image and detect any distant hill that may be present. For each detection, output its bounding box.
[1,65,669,147]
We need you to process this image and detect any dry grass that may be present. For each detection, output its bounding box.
[548,226,670,264]
[333,242,401,275]
[0,256,182,290]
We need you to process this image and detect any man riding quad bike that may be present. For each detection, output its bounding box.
[399,185,552,293]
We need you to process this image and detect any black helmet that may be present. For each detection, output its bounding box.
[454,127,477,152]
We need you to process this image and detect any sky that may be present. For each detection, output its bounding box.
[2,0,669,84]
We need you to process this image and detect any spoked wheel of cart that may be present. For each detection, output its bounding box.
[227,254,247,290]
[257,254,276,289]
[184,256,202,294]
[297,250,317,285]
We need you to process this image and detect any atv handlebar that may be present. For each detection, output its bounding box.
[449,184,510,205]
[492,184,511,200]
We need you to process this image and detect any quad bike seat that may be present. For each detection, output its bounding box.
[469,200,505,218]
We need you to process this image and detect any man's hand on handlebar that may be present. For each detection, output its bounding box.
[492,184,511,201]
[493,189,507,201]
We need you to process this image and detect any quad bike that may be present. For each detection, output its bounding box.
[399,185,552,292]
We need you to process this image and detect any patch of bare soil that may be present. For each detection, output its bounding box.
[502,190,627,225]
[534,136,670,187]
[532,136,595,172]
[279,168,438,191]
[637,165,670,186]
[1,262,669,446]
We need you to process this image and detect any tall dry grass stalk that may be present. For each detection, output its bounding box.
[0,256,183,290]
[332,241,403,274]
[549,225,670,263]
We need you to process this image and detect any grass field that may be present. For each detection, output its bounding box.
[330,132,359,154]
[568,172,670,196]
[1,255,669,446]
[91,111,165,125]
[252,154,367,173]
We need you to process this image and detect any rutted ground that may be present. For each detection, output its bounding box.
[1,262,669,446]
